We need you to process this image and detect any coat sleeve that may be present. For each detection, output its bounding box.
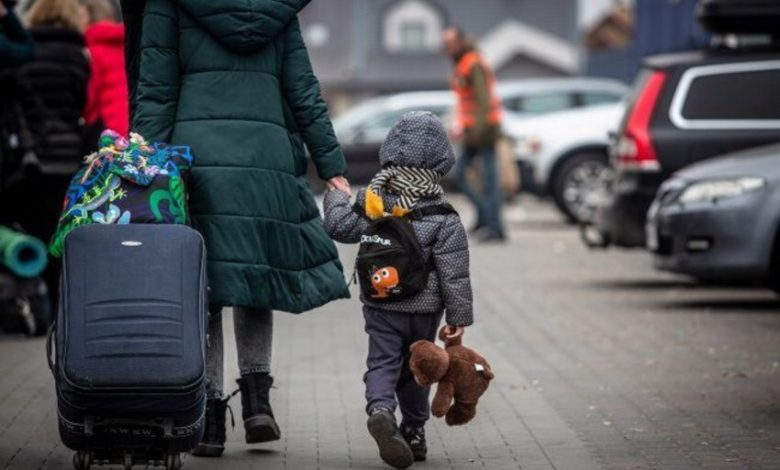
[432,215,473,326]
[0,10,35,67]
[131,0,179,142]
[323,188,369,244]
[281,17,346,180]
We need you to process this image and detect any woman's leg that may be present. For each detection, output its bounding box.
[205,306,225,399]
[233,307,272,374]
[232,307,280,443]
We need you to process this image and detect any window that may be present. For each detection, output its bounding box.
[581,92,622,106]
[670,61,780,129]
[357,113,405,142]
[400,22,428,52]
[520,93,574,115]
[384,1,443,53]
[354,105,450,143]
[682,69,780,120]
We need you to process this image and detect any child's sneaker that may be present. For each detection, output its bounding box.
[401,425,427,462]
[367,408,414,469]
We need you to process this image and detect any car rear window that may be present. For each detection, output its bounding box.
[681,68,780,120]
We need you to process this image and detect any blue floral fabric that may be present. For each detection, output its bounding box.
[49,130,193,257]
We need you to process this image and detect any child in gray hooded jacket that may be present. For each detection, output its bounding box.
[323,111,473,469]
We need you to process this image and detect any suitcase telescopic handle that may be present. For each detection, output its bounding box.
[46,323,55,374]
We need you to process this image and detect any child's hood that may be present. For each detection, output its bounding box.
[379,111,455,176]
[175,0,310,54]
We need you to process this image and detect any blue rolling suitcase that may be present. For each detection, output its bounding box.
[48,224,207,470]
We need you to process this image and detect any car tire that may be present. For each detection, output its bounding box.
[551,151,610,223]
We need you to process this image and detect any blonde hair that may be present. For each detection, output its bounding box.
[82,0,118,24]
[26,0,87,31]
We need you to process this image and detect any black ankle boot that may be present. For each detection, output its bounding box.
[237,373,281,443]
[401,425,427,462]
[191,398,231,457]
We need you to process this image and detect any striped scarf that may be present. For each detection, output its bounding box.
[365,165,443,219]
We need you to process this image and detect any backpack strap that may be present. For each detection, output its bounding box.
[409,203,458,220]
[351,202,458,220]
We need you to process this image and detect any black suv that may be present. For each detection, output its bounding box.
[583,0,780,248]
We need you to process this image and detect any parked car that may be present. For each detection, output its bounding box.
[498,78,628,119]
[506,102,625,222]
[582,48,780,248]
[327,91,455,186]
[646,142,780,288]
[581,0,780,248]
[317,78,629,187]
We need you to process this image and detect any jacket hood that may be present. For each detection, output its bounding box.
[175,0,310,53]
[85,21,124,46]
[379,111,455,176]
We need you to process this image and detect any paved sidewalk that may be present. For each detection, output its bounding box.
[1,197,779,470]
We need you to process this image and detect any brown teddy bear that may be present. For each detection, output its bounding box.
[409,326,494,426]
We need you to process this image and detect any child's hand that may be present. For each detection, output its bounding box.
[327,175,351,195]
[442,325,465,341]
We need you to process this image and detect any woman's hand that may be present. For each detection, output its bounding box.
[442,324,465,341]
[326,175,351,195]
[0,3,8,18]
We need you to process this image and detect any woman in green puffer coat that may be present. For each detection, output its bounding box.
[125,0,351,457]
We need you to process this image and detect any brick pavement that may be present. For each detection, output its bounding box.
[0,197,778,469]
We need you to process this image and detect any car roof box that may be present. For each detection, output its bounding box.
[697,0,780,35]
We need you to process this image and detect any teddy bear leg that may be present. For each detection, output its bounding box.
[431,382,454,418]
[445,402,477,426]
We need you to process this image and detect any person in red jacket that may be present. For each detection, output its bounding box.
[83,0,128,136]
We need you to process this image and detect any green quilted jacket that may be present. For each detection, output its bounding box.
[129,0,349,313]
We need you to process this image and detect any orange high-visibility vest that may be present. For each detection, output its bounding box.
[451,51,502,130]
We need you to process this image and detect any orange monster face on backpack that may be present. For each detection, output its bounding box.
[370,267,400,299]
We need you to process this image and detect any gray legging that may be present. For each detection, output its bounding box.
[206,306,273,399]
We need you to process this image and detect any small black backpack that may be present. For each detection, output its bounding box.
[354,203,456,302]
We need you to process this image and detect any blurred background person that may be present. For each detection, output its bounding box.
[443,26,505,242]
[83,0,128,137]
[4,0,90,309]
[0,0,34,213]
[0,0,34,68]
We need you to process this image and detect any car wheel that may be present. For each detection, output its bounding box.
[552,152,611,223]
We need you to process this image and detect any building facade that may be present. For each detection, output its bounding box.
[299,0,580,111]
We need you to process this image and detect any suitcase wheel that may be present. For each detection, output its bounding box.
[72,451,92,470]
[164,453,182,470]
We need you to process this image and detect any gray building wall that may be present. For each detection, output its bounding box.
[300,0,578,109]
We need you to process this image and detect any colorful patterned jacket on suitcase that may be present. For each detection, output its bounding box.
[49,129,193,257]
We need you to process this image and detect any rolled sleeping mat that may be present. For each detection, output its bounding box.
[0,226,48,278]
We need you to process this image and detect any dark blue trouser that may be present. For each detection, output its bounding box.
[456,144,505,236]
[363,306,444,429]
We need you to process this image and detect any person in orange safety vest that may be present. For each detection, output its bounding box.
[443,26,505,242]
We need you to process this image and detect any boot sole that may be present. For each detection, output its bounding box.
[367,415,414,469]
[190,443,225,458]
[245,414,281,443]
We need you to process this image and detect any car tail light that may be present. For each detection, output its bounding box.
[617,71,666,172]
